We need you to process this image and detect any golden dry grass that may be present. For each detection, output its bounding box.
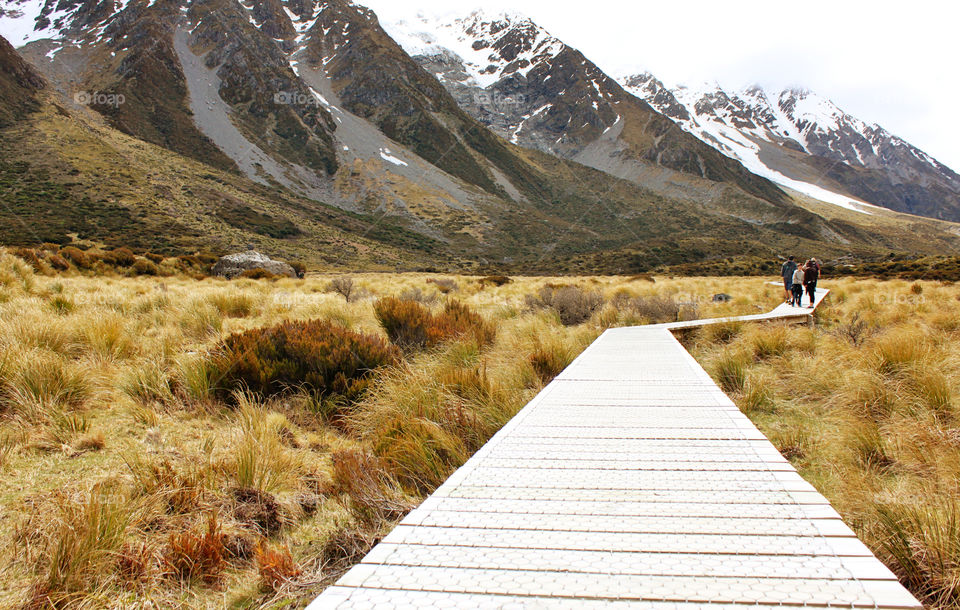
[3,250,956,607]
[692,277,960,608]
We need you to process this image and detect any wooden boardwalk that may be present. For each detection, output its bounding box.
[310,287,922,608]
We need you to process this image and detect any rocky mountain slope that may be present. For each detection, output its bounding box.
[385,10,789,206]
[621,74,960,221]
[0,32,44,127]
[388,10,960,222]
[1,1,959,271]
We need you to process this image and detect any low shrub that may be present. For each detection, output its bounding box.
[103,247,136,267]
[13,247,43,272]
[255,542,300,592]
[330,449,411,523]
[374,298,495,350]
[323,524,379,576]
[211,319,400,405]
[479,275,511,287]
[162,513,226,584]
[529,342,574,384]
[526,285,604,326]
[240,268,276,280]
[144,252,165,264]
[325,276,355,301]
[132,259,159,276]
[426,278,458,293]
[398,287,436,304]
[289,261,306,278]
[612,293,691,324]
[48,254,69,271]
[60,247,90,269]
[116,542,155,586]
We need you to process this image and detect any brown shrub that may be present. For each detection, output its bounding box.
[479,275,512,287]
[13,248,43,271]
[426,278,458,293]
[103,247,136,267]
[233,487,285,536]
[529,343,574,384]
[48,255,69,271]
[222,531,256,561]
[211,319,400,406]
[330,449,411,523]
[526,285,604,326]
[162,513,226,584]
[116,542,155,586]
[240,267,277,280]
[144,252,165,264]
[398,287,436,305]
[613,293,692,324]
[132,259,159,276]
[255,542,301,592]
[60,246,90,268]
[289,261,306,278]
[374,298,495,350]
[323,525,379,576]
[325,276,355,301]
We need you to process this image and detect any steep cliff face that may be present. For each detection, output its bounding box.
[0,32,45,127]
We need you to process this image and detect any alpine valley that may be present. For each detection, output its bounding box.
[1,0,958,272]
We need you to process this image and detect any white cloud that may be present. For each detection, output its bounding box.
[362,0,960,173]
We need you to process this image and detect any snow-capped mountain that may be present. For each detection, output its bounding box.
[2,0,852,271]
[3,0,960,271]
[386,9,960,221]
[384,10,790,207]
[622,74,960,219]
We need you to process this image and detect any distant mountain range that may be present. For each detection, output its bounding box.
[0,1,958,272]
[387,10,960,221]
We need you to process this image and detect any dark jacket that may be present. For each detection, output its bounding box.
[781,260,797,280]
[803,265,819,283]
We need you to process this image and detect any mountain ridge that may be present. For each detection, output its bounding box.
[386,8,960,222]
[1,1,959,272]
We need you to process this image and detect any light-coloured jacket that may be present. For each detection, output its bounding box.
[792,268,804,286]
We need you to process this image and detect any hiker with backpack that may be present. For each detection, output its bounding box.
[780,256,798,304]
[803,258,820,307]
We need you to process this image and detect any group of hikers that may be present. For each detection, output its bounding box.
[780,256,820,308]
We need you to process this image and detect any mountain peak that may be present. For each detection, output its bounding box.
[384,9,564,88]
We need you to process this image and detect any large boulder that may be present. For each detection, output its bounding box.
[212,251,297,279]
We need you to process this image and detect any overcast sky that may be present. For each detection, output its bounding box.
[363,0,960,173]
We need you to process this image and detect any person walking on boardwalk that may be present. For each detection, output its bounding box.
[780,256,798,304]
[791,263,805,307]
[803,258,820,307]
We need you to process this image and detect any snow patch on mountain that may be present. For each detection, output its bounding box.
[621,75,893,214]
[383,9,563,88]
[1,0,60,44]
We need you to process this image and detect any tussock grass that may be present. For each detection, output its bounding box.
[690,276,960,607]
[17,482,134,606]
[4,351,91,422]
[4,263,956,607]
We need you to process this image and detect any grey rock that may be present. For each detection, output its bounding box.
[211,251,296,279]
